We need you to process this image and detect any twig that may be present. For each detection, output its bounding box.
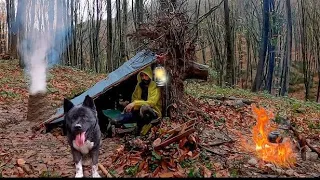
[207,140,235,146]
[98,163,112,178]
[190,0,224,30]
[306,141,320,158]
[198,144,224,156]
[178,100,210,121]
[289,125,320,159]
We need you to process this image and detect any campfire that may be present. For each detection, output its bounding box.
[244,105,296,168]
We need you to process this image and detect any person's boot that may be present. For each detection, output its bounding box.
[140,105,157,121]
[110,113,134,126]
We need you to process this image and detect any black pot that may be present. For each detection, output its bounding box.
[268,131,283,143]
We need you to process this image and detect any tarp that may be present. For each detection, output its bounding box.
[48,50,156,124]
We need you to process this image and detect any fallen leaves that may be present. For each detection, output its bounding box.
[1,60,320,178]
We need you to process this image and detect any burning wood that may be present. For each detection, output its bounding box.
[241,104,296,168]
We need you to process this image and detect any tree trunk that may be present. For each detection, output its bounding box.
[16,0,27,68]
[224,0,235,87]
[122,0,128,60]
[252,0,270,92]
[106,0,112,72]
[300,0,310,101]
[136,0,143,28]
[280,0,292,96]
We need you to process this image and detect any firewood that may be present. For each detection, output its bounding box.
[98,163,112,178]
[300,135,307,161]
[166,120,195,135]
[289,125,319,160]
[154,128,196,150]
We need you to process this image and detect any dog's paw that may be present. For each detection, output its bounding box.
[92,172,101,178]
[75,172,84,178]
[92,164,101,178]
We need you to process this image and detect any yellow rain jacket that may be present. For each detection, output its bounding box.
[132,66,162,117]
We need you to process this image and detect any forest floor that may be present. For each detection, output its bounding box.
[0,59,319,178]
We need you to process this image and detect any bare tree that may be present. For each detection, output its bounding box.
[224,0,235,87]
[106,0,113,72]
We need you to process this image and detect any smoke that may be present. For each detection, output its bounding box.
[17,0,71,95]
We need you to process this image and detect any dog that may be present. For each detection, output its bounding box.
[63,95,101,178]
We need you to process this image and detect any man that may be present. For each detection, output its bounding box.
[114,66,162,133]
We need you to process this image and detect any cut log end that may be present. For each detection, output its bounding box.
[27,93,53,123]
[183,61,209,81]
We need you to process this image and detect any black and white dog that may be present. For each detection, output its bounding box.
[63,95,101,178]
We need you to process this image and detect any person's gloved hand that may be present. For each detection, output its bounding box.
[119,100,129,107]
[124,102,135,112]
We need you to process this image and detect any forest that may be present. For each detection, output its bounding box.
[0,0,319,178]
[1,0,320,101]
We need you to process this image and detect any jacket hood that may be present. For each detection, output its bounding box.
[137,66,153,83]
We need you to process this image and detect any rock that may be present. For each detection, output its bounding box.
[264,163,274,168]
[233,100,246,108]
[275,168,284,174]
[306,152,318,161]
[285,169,295,176]
[248,158,258,166]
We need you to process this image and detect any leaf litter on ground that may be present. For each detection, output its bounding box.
[1,60,320,177]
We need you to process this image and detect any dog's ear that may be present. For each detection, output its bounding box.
[63,98,74,113]
[83,95,95,109]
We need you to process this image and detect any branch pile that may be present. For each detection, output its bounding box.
[128,11,198,119]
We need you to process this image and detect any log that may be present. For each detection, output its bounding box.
[183,61,209,81]
[199,95,256,105]
[289,125,320,159]
[98,163,112,178]
[154,128,196,150]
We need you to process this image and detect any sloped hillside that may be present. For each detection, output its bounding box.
[0,59,319,178]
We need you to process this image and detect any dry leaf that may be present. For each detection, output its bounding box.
[188,134,196,144]
[137,170,150,178]
[179,137,188,149]
[116,145,125,154]
[167,158,176,168]
[17,167,24,177]
[173,171,185,178]
[152,166,161,177]
[161,161,168,171]
[153,138,161,147]
[202,165,212,178]
[16,159,26,166]
[115,164,126,175]
[159,172,174,178]
[187,151,192,157]
[138,161,146,172]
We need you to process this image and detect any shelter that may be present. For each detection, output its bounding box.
[44,50,159,133]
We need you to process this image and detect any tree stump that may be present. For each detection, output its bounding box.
[27,93,53,122]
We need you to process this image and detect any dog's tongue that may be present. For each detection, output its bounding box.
[75,132,86,147]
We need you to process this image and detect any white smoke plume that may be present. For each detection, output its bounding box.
[21,33,53,95]
[16,1,71,95]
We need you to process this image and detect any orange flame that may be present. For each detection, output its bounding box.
[249,104,296,168]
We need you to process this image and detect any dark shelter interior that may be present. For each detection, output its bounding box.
[94,73,138,133]
[46,64,164,136]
